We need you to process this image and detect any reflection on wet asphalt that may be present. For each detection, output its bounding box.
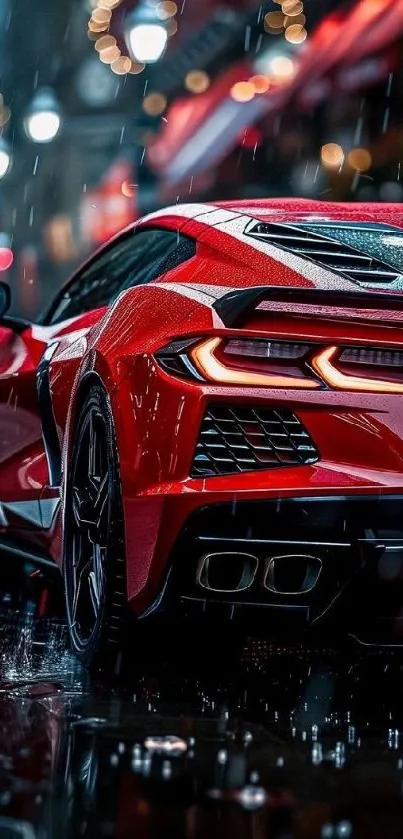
[0,612,403,837]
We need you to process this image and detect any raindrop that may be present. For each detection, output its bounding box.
[162,759,172,779]
[382,107,391,133]
[255,34,263,53]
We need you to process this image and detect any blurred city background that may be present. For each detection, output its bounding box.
[0,0,402,318]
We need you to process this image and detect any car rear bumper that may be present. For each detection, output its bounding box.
[127,492,403,645]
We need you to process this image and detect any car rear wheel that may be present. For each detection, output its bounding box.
[63,382,129,672]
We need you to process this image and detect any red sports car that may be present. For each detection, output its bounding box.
[1,198,403,665]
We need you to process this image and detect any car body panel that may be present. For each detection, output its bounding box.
[1,198,403,633]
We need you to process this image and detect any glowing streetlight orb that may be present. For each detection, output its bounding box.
[126,22,168,63]
[25,112,61,143]
[24,89,62,143]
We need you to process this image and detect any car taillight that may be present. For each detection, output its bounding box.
[339,347,403,367]
[190,337,320,388]
[311,345,403,393]
[156,336,319,387]
[223,339,310,359]
[156,336,403,393]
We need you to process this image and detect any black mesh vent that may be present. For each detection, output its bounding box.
[192,405,319,477]
[246,221,402,287]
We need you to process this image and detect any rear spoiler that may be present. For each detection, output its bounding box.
[213,285,403,327]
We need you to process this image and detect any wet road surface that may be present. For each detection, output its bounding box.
[0,611,403,837]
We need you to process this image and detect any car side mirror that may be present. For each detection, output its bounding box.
[0,282,10,319]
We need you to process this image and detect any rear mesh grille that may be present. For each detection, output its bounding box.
[246,221,401,287]
[192,405,318,477]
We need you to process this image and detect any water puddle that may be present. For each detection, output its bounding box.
[0,611,401,836]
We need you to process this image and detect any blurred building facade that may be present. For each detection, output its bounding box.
[0,0,402,317]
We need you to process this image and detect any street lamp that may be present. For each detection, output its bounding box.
[24,88,62,144]
[124,4,168,64]
[0,137,11,178]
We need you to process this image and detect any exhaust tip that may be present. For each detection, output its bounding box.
[196,552,258,593]
[264,554,322,595]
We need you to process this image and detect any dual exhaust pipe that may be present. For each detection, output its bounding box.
[196,551,322,596]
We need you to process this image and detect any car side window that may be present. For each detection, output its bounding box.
[116,229,196,294]
[46,228,196,325]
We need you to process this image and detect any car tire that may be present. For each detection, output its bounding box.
[63,381,130,673]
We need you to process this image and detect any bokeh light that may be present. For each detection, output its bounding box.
[88,19,109,33]
[121,180,137,198]
[142,92,168,116]
[321,143,345,168]
[230,81,255,103]
[282,1,303,16]
[284,13,306,27]
[129,61,145,74]
[25,112,61,143]
[264,11,285,29]
[95,0,122,7]
[156,1,177,19]
[127,23,168,63]
[0,148,11,178]
[94,34,116,52]
[99,45,121,64]
[284,24,307,43]
[347,148,372,171]
[241,126,263,149]
[0,247,14,271]
[91,7,112,24]
[167,18,178,36]
[185,70,210,93]
[111,56,132,75]
[269,55,295,80]
[250,74,270,94]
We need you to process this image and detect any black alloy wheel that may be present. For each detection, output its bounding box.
[63,382,128,671]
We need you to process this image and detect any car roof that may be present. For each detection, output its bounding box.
[210,197,403,226]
